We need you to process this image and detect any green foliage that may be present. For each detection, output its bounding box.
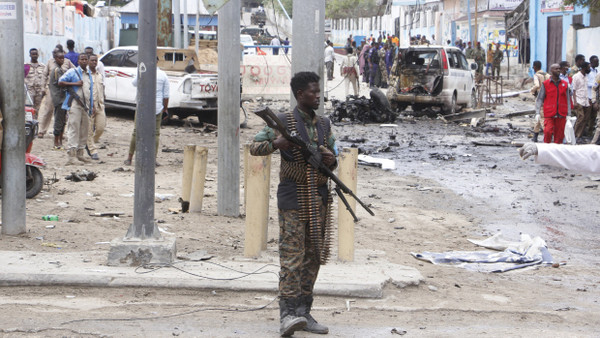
[563,0,600,12]
[326,0,380,19]
[268,0,380,19]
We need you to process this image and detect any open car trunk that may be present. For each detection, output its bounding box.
[398,49,444,96]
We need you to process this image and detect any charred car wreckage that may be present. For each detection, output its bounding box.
[387,46,477,114]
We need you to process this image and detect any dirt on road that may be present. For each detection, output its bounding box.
[0,91,599,337]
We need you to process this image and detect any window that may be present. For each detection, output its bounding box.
[122,50,138,68]
[458,52,469,70]
[404,50,440,68]
[101,50,127,67]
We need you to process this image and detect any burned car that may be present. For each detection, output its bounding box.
[387,46,476,114]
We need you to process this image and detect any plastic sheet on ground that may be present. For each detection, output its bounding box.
[411,233,554,273]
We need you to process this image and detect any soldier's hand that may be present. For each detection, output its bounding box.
[273,135,294,151]
[320,146,335,167]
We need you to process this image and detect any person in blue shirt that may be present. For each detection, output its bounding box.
[65,39,79,67]
[59,53,94,165]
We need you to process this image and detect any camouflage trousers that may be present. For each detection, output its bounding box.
[278,199,327,299]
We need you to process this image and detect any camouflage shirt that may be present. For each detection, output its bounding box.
[24,62,46,91]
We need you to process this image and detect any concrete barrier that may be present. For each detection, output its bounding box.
[241,55,292,100]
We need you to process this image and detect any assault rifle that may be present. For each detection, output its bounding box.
[254,106,374,222]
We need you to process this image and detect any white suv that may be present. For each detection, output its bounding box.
[387,46,476,114]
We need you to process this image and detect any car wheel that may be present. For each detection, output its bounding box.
[370,88,392,111]
[444,92,457,114]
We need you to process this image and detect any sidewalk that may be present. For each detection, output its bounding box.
[0,248,422,298]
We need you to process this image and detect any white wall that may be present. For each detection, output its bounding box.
[23,1,118,63]
[576,26,600,59]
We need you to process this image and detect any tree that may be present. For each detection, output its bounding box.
[563,0,600,12]
[269,0,381,19]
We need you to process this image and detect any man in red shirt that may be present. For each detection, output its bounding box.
[535,64,572,144]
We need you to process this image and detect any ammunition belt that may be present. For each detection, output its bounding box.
[281,111,333,264]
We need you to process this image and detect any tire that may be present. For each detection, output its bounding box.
[370,88,392,111]
[26,166,43,199]
[444,92,457,114]
[240,105,248,128]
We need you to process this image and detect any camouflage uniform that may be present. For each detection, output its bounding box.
[38,58,75,136]
[473,47,486,74]
[24,62,46,112]
[250,108,336,299]
[492,49,504,77]
[378,48,388,86]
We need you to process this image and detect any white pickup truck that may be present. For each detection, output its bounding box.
[100,46,219,124]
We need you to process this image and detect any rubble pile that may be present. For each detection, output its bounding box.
[329,90,397,124]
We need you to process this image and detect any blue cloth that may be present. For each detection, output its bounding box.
[59,66,93,114]
[65,51,79,67]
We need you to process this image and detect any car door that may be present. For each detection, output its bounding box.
[457,51,473,104]
[448,50,466,102]
[116,49,138,104]
[100,49,128,103]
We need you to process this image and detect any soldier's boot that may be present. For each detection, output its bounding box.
[297,295,329,334]
[532,132,539,143]
[279,298,307,337]
[77,149,91,163]
[65,149,77,166]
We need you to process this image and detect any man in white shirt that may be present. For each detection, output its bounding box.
[271,36,281,55]
[324,41,335,81]
[572,62,592,142]
[124,68,170,166]
[340,47,359,97]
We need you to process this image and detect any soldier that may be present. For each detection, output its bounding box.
[250,72,336,337]
[492,44,504,78]
[473,42,486,75]
[38,48,75,138]
[571,54,585,75]
[465,41,473,59]
[530,60,550,142]
[47,51,69,149]
[24,48,46,112]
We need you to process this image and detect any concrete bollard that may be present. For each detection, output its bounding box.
[181,145,196,212]
[338,147,358,262]
[244,145,271,257]
[189,146,208,213]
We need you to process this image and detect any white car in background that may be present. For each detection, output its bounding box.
[241,34,257,56]
[100,46,219,124]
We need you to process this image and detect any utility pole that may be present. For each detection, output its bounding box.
[467,0,472,43]
[174,0,181,48]
[474,0,478,44]
[216,0,241,216]
[0,1,26,236]
[291,0,325,115]
[183,0,188,48]
[194,0,200,54]
[108,0,175,266]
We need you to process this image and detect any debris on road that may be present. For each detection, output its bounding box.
[65,170,97,182]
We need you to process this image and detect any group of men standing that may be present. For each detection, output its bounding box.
[465,41,504,77]
[530,54,600,145]
[25,39,106,164]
